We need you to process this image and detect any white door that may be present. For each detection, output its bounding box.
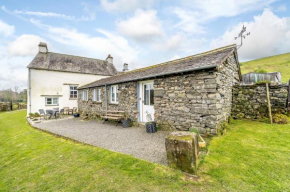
[139,81,155,122]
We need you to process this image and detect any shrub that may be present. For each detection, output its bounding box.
[34,112,40,117]
[272,114,289,124]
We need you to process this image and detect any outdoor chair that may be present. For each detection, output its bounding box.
[53,108,60,119]
[58,109,64,118]
[39,109,47,120]
[73,107,77,113]
[46,110,53,119]
[63,107,69,115]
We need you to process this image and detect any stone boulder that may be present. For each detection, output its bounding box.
[165,131,199,174]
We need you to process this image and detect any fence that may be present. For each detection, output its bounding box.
[0,102,27,112]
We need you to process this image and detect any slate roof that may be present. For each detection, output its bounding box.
[79,44,238,89]
[28,52,117,76]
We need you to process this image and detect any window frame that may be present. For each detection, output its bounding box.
[110,85,119,104]
[82,90,88,101]
[45,97,59,106]
[69,86,78,99]
[93,88,102,102]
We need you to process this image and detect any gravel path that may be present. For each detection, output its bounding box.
[33,118,171,165]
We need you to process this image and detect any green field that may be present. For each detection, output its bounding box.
[1,110,290,191]
[241,52,290,83]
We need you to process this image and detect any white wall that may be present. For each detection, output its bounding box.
[27,69,109,115]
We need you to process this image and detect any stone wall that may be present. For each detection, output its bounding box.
[215,54,240,123]
[78,53,240,134]
[154,52,240,134]
[232,83,289,119]
[78,82,139,121]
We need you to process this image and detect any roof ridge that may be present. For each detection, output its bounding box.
[48,52,107,62]
[116,44,236,76]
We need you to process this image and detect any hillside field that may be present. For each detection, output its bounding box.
[241,52,290,83]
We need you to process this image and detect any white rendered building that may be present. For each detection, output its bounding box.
[27,42,117,115]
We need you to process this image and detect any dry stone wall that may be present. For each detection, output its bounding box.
[78,82,139,121]
[78,53,240,134]
[232,83,289,119]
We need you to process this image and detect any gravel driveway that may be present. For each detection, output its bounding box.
[33,118,171,165]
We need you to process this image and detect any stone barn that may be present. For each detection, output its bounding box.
[78,44,241,134]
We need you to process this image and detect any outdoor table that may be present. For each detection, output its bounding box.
[46,109,59,119]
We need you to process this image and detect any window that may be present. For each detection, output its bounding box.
[70,86,78,99]
[46,97,58,105]
[144,84,154,106]
[82,90,88,101]
[110,85,118,103]
[93,88,102,102]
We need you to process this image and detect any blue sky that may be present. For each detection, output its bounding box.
[1,0,290,89]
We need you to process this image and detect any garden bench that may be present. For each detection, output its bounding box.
[101,110,125,126]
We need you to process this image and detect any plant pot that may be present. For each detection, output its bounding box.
[74,114,80,118]
[198,134,206,148]
[146,122,157,133]
[122,118,132,128]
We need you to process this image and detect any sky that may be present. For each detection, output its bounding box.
[0,0,290,90]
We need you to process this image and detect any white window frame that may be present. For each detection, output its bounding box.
[69,86,78,99]
[82,90,88,101]
[93,88,102,102]
[110,85,118,104]
[45,97,58,106]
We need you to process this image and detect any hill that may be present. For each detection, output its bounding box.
[240,52,290,83]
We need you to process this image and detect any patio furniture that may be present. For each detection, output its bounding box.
[39,109,47,120]
[46,110,53,119]
[46,109,59,119]
[73,107,77,113]
[101,110,125,126]
[53,108,60,119]
[68,108,73,115]
[63,107,69,115]
[58,109,64,118]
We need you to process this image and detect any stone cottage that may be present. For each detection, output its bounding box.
[78,44,241,134]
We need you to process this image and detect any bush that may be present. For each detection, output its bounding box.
[34,112,40,117]
[272,114,289,124]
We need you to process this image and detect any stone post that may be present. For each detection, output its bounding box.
[165,131,199,174]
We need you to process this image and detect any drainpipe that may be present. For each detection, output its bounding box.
[28,69,32,115]
[105,84,107,115]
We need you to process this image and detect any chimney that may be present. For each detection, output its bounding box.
[123,63,129,72]
[106,54,113,64]
[38,42,48,53]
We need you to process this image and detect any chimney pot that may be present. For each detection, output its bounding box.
[106,54,113,64]
[38,42,48,53]
[123,63,129,72]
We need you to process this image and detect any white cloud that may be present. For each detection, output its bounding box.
[0,45,32,89]
[14,10,76,20]
[100,0,155,13]
[8,34,47,56]
[172,0,277,34]
[116,9,163,42]
[1,5,96,22]
[0,19,14,36]
[211,9,290,60]
[30,19,139,70]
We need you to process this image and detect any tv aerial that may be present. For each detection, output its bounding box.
[235,25,250,49]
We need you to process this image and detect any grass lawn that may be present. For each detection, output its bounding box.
[201,119,290,192]
[0,110,200,191]
[240,52,290,83]
[1,110,290,191]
